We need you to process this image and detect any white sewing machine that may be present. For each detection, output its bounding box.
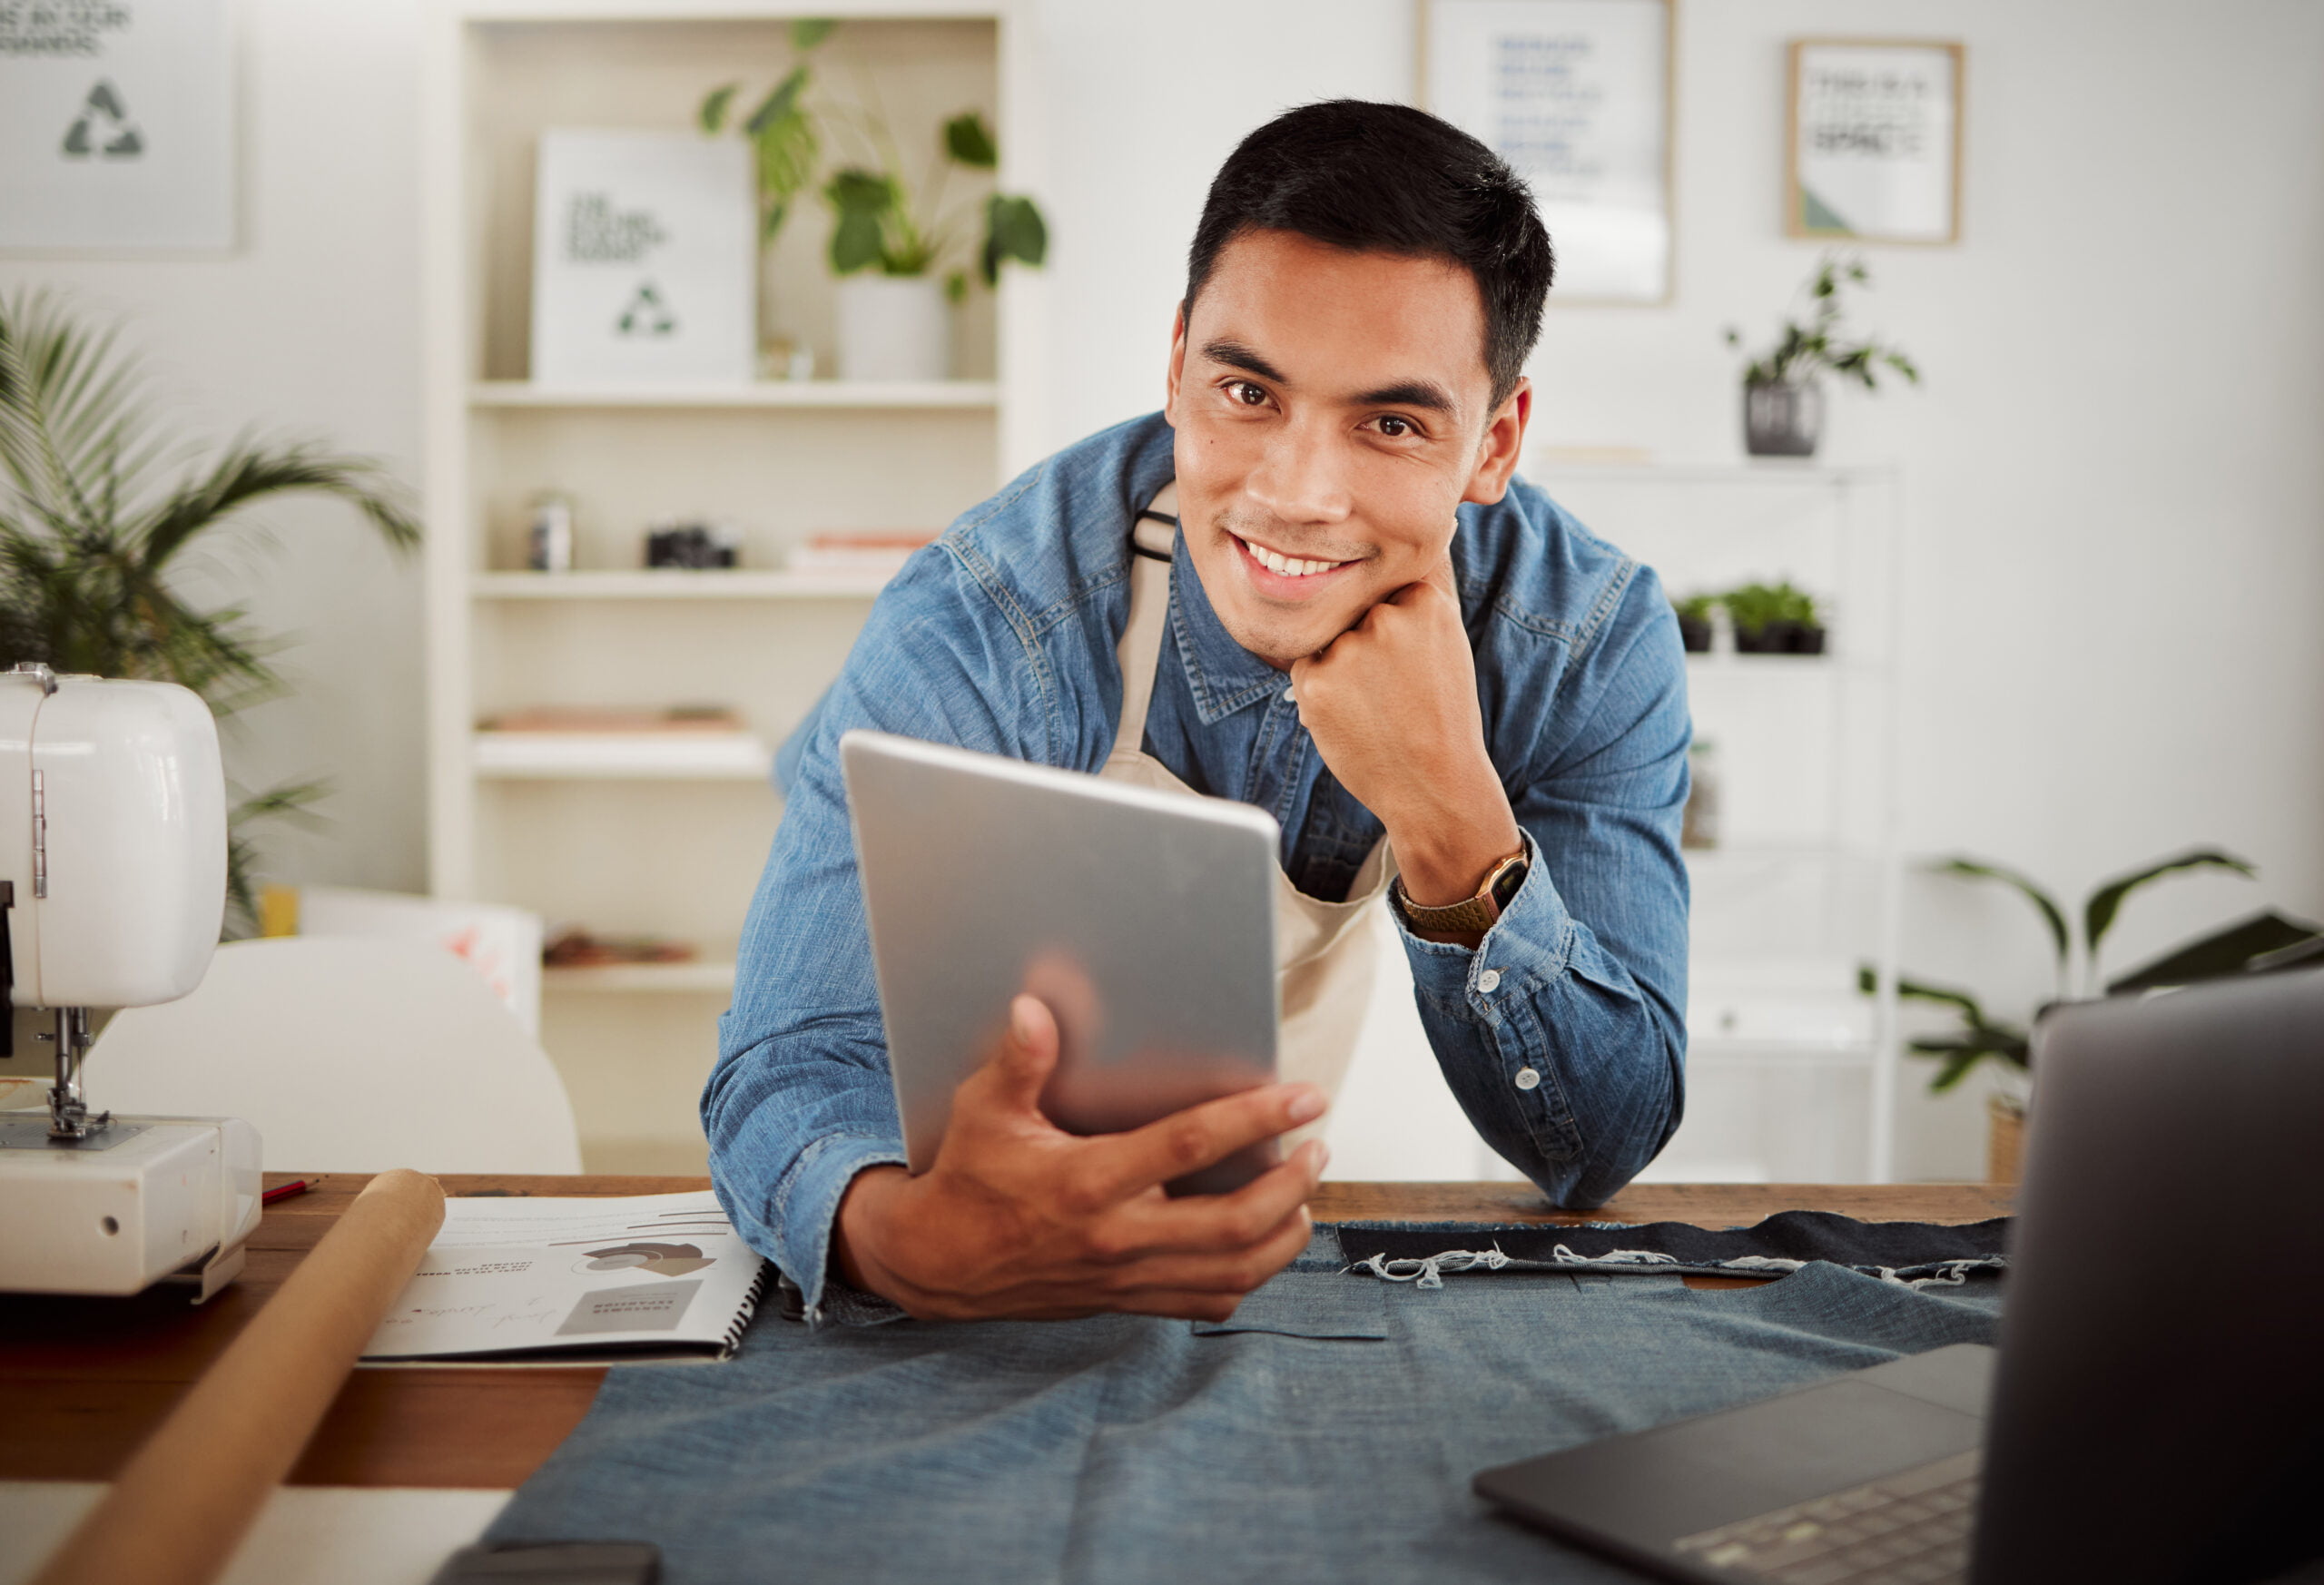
[0,662,261,1303]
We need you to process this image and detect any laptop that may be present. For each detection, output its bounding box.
[839,729,1283,1196]
[1473,967,2324,1585]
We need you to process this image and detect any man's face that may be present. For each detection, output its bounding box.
[1165,228,1530,668]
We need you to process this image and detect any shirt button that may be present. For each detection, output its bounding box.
[1513,1067,1541,1091]
[1476,969,1502,993]
[1283,685,1296,702]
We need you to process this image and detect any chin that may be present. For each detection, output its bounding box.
[1216,603,1342,668]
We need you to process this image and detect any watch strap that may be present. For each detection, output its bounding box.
[1393,849,1529,934]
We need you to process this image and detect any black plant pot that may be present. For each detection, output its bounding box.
[1744,379,1824,458]
[1676,615,1712,653]
[1734,621,1828,655]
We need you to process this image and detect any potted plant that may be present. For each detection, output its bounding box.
[0,290,418,932]
[702,23,1048,383]
[697,18,835,375]
[1722,580,1826,655]
[1671,593,1716,654]
[1725,254,1919,458]
[1860,848,2319,1181]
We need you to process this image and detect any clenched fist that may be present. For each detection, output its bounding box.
[1288,557,1523,938]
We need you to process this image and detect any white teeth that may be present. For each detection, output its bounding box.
[1243,538,1343,578]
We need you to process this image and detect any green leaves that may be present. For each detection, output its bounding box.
[2083,849,2255,959]
[824,166,901,274]
[1935,857,2071,975]
[1730,251,1918,393]
[699,83,739,134]
[789,18,835,50]
[0,289,417,935]
[980,193,1048,286]
[743,66,818,244]
[943,111,998,169]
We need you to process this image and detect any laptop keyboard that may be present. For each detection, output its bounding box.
[1671,1449,1981,1584]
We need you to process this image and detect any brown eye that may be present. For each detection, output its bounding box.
[1378,415,1413,438]
[1232,381,1266,405]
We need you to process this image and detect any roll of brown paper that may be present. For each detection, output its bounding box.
[32,1168,448,1585]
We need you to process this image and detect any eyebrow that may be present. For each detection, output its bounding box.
[1199,339,1288,384]
[1198,339,1459,418]
[1349,379,1457,417]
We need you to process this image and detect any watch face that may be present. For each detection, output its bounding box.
[1490,858,1529,909]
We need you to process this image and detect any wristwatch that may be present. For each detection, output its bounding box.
[1392,848,1530,934]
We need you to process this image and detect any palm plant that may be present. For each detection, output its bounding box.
[1864,849,2256,1096]
[0,289,419,932]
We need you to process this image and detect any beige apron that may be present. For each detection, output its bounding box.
[1101,485,1395,1113]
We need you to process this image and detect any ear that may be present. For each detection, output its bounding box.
[1164,302,1189,427]
[1462,377,1532,507]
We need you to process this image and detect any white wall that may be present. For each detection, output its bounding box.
[0,0,427,895]
[8,0,2319,1176]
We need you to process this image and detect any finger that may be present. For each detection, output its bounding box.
[1078,1082,1327,1204]
[1114,1138,1327,1256]
[975,993,1060,1114]
[1100,1204,1315,1297]
[1390,555,1459,608]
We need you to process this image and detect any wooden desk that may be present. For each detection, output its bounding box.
[0,1175,2011,1491]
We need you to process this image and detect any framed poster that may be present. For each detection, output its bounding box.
[1423,0,1673,305]
[1787,40,1964,244]
[0,0,236,251]
[531,129,755,387]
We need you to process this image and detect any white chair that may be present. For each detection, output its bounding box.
[87,937,583,1174]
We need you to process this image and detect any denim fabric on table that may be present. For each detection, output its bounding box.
[704,409,1696,1323]
[486,1228,2004,1584]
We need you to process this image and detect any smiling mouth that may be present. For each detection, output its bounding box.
[1231,532,1359,580]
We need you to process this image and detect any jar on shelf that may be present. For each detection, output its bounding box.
[526,491,574,573]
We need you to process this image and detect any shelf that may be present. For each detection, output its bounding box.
[544,959,737,994]
[472,733,773,781]
[474,570,894,601]
[470,379,1000,410]
[1527,458,1897,486]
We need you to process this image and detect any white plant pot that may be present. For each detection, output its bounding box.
[836,274,949,383]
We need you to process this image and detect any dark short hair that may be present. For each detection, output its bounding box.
[1184,100,1554,408]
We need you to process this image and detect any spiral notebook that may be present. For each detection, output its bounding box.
[359,1191,769,1366]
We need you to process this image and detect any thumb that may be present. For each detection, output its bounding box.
[984,993,1060,1112]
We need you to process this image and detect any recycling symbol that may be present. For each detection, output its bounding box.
[62,81,143,160]
[615,281,677,338]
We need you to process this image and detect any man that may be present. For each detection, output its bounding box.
[707,100,1689,1326]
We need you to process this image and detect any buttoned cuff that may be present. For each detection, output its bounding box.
[1393,829,1573,1000]
[769,1131,910,1328]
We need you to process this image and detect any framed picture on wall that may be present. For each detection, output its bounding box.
[1422,0,1674,305]
[0,0,235,251]
[1787,40,1965,245]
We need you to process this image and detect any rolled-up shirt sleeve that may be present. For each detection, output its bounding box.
[704,539,1061,1325]
[1394,575,1691,1208]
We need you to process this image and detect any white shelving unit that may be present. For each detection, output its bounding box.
[473,569,894,599]
[420,2,1031,1173]
[470,379,1000,409]
[1532,458,1905,1182]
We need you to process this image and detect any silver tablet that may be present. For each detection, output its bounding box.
[840,729,1281,1196]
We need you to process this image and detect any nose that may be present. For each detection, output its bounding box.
[1244,412,1353,527]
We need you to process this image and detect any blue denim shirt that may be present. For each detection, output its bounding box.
[706,411,1691,1317]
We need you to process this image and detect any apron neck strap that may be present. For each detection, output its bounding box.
[1115,482,1178,749]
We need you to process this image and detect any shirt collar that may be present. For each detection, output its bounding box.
[1167,527,1291,724]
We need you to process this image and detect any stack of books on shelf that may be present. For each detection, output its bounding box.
[472,704,769,778]
[784,530,938,576]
